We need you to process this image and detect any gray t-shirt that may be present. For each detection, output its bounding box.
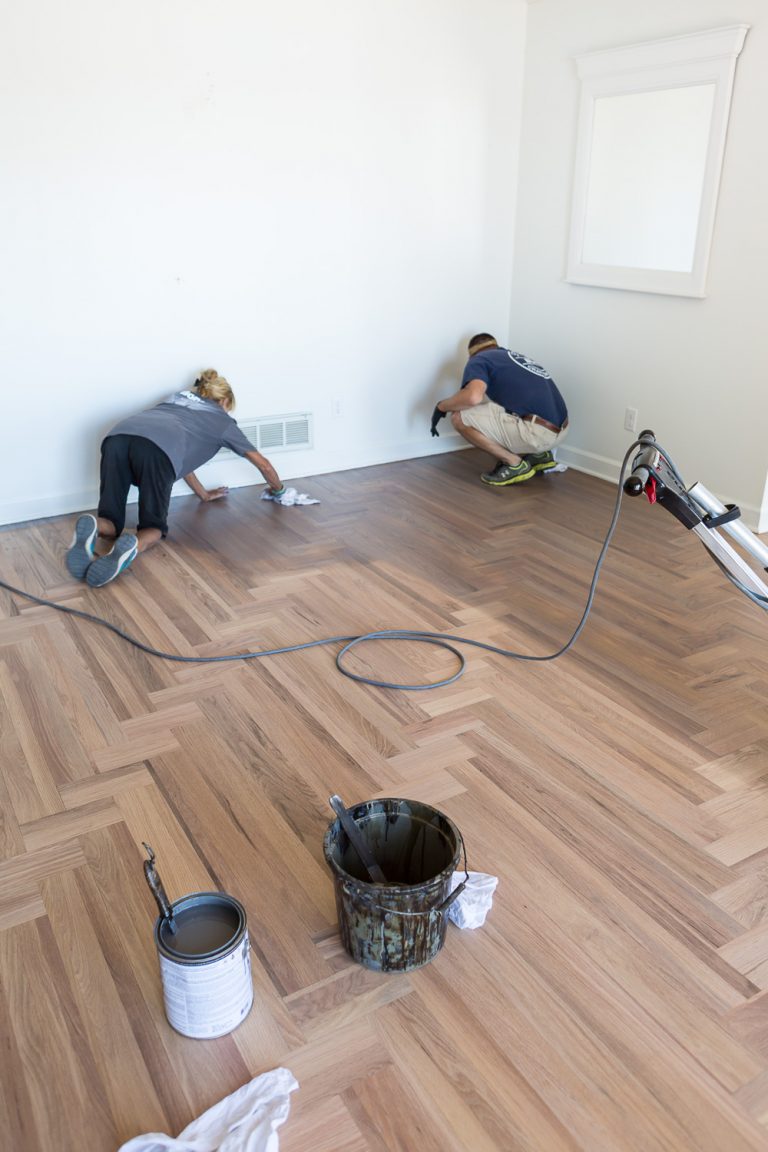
[108,391,254,480]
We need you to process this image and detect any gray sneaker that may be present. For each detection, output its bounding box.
[525,450,557,473]
[66,514,98,579]
[481,459,535,486]
[86,534,138,587]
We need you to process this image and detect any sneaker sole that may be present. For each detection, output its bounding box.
[66,515,98,579]
[86,537,138,587]
[530,461,557,473]
[482,469,535,486]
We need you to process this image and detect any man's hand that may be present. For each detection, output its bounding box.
[430,405,446,437]
[202,486,229,502]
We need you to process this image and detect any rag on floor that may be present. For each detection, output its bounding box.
[447,871,498,929]
[261,487,319,506]
[117,1067,298,1152]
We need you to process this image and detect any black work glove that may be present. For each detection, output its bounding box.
[430,405,446,437]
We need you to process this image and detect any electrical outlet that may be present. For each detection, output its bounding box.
[332,398,342,418]
[624,407,638,433]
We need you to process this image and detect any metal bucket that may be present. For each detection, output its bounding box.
[154,892,253,1039]
[323,798,464,973]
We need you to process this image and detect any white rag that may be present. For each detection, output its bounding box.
[261,487,319,506]
[117,1067,299,1152]
[447,871,498,930]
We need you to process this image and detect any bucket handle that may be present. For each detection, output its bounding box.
[355,830,470,922]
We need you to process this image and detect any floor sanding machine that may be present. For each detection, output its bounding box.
[624,429,768,610]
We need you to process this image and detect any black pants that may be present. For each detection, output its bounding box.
[98,435,175,538]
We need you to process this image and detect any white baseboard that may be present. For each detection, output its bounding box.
[555,444,763,532]
[0,435,471,529]
[0,488,101,530]
[2,437,762,535]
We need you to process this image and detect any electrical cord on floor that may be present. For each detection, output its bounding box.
[0,441,645,690]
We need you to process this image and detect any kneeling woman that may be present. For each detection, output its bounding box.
[66,369,285,587]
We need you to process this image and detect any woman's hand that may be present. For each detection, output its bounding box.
[183,471,228,502]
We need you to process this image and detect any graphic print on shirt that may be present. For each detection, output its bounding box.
[167,390,211,409]
[508,352,551,379]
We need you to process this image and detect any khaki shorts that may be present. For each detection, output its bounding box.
[459,400,566,455]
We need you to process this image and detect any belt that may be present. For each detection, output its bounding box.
[522,414,568,435]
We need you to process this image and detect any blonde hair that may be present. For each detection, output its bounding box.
[194,369,236,412]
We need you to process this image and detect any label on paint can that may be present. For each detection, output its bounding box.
[155,892,254,1040]
[159,933,253,1038]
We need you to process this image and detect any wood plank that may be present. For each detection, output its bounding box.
[60,763,154,809]
[281,1094,367,1152]
[21,798,124,853]
[41,868,169,1143]
[0,884,46,931]
[0,918,119,1151]
[0,656,66,824]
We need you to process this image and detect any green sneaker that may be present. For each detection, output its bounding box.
[65,514,98,579]
[525,450,557,473]
[481,459,535,486]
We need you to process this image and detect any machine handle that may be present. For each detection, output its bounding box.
[624,436,660,497]
[624,467,649,497]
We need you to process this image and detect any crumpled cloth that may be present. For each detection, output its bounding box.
[261,487,319,506]
[447,871,498,929]
[117,1067,299,1152]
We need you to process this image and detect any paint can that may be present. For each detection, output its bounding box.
[323,797,465,973]
[154,891,254,1039]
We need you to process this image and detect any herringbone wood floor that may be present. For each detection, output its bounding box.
[2,450,768,1151]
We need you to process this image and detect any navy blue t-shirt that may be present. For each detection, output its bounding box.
[461,348,567,427]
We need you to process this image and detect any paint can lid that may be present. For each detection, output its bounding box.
[156,892,246,960]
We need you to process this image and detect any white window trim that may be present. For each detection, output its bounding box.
[566,25,749,298]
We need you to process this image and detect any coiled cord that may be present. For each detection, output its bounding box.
[0,441,644,690]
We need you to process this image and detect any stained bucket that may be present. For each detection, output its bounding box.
[154,892,253,1039]
[323,798,465,973]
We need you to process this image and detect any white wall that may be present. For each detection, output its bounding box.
[0,0,527,526]
[510,0,768,530]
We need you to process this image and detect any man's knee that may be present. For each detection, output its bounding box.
[450,411,465,432]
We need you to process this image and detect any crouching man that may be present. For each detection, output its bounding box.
[431,334,569,486]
